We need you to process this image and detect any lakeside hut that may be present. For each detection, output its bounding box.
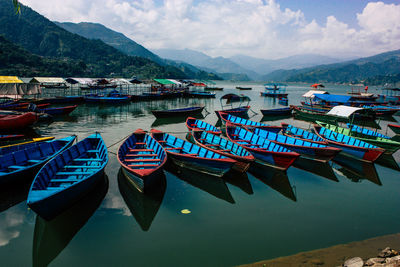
[30,77,67,89]
[0,76,41,100]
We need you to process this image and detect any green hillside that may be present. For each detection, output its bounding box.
[0,0,186,78]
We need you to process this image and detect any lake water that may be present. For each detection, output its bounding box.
[0,82,399,267]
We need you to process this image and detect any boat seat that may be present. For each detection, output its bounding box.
[74,158,102,161]
[165,147,183,150]
[63,165,100,169]
[27,159,41,163]
[128,164,160,168]
[129,148,154,152]
[135,142,146,145]
[8,165,25,169]
[51,178,80,183]
[125,159,161,162]
[157,140,166,143]
[87,150,100,153]
[220,149,231,152]
[205,144,220,146]
[56,171,93,175]
[125,153,157,157]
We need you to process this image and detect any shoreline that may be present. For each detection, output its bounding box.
[240,233,400,266]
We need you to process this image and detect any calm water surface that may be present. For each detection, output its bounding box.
[0,82,399,267]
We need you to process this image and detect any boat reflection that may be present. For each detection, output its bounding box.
[248,162,296,202]
[222,170,253,195]
[0,178,31,213]
[166,163,235,204]
[151,113,205,127]
[118,169,166,231]
[293,157,338,182]
[332,155,381,185]
[260,114,292,122]
[375,153,400,172]
[32,175,108,267]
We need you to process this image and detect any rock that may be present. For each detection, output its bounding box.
[343,257,363,267]
[364,257,385,266]
[378,247,399,258]
[385,255,400,264]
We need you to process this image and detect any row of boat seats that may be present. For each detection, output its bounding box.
[235,127,290,153]
[322,128,373,148]
[201,132,247,156]
[254,128,324,148]
[166,134,224,159]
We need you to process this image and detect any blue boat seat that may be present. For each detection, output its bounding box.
[51,178,80,182]
[27,159,41,163]
[8,165,25,169]
[87,150,99,153]
[74,158,102,161]
[56,171,93,175]
[63,165,100,169]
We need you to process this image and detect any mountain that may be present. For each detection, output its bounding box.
[55,22,163,64]
[0,0,187,78]
[54,22,221,79]
[0,35,86,76]
[262,49,400,84]
[230,54,343,75]
[153,48,257,80]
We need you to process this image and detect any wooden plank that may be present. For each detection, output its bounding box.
[74,158,102,161]
[125,153,157,157]
[125,159,161,162]
[129,148,154,152]
[128,164,159,167]
[63,165,100,169]
[56,171,93,175]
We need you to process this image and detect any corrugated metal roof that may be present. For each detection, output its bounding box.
[154,79,176,85]
[31,77,66,83]
[302,90,328,98]
[327,105,364,118]
[0,76,23,83]
[65,78,94,84]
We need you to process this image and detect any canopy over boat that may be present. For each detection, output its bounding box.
[220,93,250,102]
[326,105,366,118]
[302,90,328,98]
[313,94,352,103]
[311,83,325,88]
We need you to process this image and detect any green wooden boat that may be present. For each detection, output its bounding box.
[316,121,400,154]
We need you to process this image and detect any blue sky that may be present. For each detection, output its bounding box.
[20,0,400,59]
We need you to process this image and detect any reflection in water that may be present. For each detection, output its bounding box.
[249,163,297,202]
[222,170,253,195]
[293,157,338,182]
[151,113,205,127]
[32,176,108,267]
[260,114,292,122]
[375,153,400,172]
[118,169,166,231]
[166,163,235,204]
[0,179,31,213]
[332,155,381,186]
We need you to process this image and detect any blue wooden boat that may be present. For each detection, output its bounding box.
[313,125,384,163]
[0,136,76,185]
[261,83,288,98]
[225,124,299,171]
[347,124,391,139]
[246,127,341,162]
[39,105,78,116]
[151,129,236,177]
[27,133,108,220]
[85,95,130,104]
[260,107,292,116]
[0,134,25,141]
[190,130,255,172]
[218,112,282,133]
[118,129,167,192]
[215,94,251,118]
[151,106,204,118]
[278,97,288,106]
[187,91,216,98]
[185,117,222,135]
[281,123,328,145]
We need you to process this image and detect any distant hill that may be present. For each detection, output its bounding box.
[0,0,187,78]
[262,50,400,84]
[154,48,257,80]
[55,21,221,79]
[0,35,87,76]
[230,54,344,75]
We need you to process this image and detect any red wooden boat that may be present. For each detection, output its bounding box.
[0,112,38,130]
[185,117,221,135]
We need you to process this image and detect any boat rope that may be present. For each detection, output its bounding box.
[204,107,211,115]
[249,108,258,115]
[107,134,131,149]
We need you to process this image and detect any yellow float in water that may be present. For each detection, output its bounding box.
[181,209,191,214]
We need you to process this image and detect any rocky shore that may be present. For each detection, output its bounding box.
[240,233,400,267]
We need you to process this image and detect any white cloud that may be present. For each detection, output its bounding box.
[19,0,400,59]
[0,209,25,247]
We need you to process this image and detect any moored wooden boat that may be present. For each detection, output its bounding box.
[27,133,108,220]
[151,106,204,118]
[118,129,167,192]
[246,127,341,162]
[316,121,400,154]
[236,86,252,90]
[187,91,216,98]
[225,124,299,171]
[313,124,384,163]
[280,123,328,145]
[215,106,250,119]
[0,136,76,185]
[151,129,236,177]
[347,124,391,139]
[85,95,130,104]
[278,97,288,106]
[185,117,221,135]
[218,112,282,133]
[39,105,78,116]
[0,137,55,149]
[260,107,292,116]
[0,134,25,141]
[190,130,255,172]
[388,124,400,135]
[0,111,38,130]
[215,94,251,118]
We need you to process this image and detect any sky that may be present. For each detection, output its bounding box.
[19,0,400,60]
